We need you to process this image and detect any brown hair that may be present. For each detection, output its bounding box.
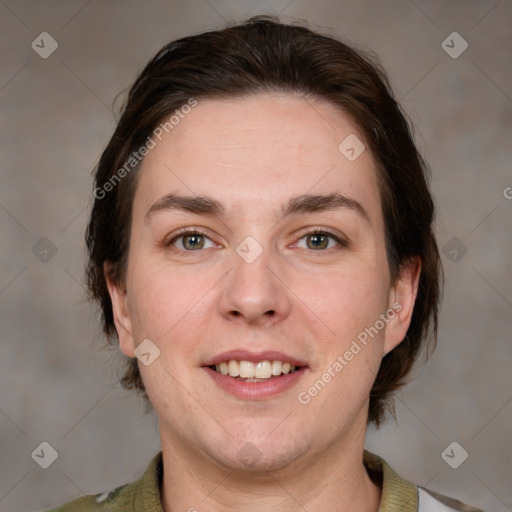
[86,15,443,425]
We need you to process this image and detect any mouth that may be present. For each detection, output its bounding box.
[202,351,308,400]
[208,359,301,382]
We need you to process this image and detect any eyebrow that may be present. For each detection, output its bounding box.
[145,192,369,223]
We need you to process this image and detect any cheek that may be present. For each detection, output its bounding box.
[127,257,214,343]
[126,261,214,407]
[291,261,389,343]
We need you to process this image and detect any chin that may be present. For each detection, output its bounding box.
[218,444,306,473]
[207,426,310,473]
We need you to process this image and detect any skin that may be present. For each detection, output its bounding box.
[106,93,420,512]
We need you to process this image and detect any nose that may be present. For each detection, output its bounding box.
[218,244,292,326]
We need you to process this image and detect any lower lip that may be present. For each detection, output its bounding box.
[203,366,308,400]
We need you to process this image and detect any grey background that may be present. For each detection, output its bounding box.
[1,1,511,511]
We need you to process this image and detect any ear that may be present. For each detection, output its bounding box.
[104,261,135,358]
[383,256,421,355]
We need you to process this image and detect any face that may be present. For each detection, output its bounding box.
[107,93,419,472]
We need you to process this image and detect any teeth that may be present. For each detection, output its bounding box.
[255,361,272,379]
[213,360,299,379]
[239,361,254,378]
[228,360,240,377]
[271,360,282,375]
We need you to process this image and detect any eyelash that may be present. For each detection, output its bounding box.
[165,227,347,253]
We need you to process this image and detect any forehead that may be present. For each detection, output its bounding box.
[134,94,381,222]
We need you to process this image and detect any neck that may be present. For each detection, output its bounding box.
[159,420,381,512]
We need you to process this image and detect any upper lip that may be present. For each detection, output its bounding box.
[202,350,308,368]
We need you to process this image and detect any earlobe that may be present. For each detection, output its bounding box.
[383,257,421,355]
[103,262,136,358]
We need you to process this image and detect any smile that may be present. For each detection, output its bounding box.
[210,360,299,381]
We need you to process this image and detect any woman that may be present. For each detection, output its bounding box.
[47,15,482,512]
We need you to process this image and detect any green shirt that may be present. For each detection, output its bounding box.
[44,450,483,512]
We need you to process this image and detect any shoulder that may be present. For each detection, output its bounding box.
[418,487,486,512]
[363,450,485,512]
[41,484,129,511]
[40,451,164,512]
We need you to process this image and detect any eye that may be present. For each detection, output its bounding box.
[167,230,216,251]
[295,230,345,251]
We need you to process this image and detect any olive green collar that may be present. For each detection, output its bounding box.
[364,449,418,512]
[110,449,418,512]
